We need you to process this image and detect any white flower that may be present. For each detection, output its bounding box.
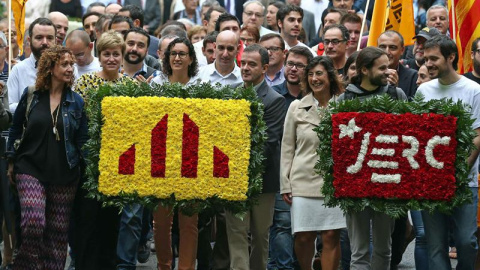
[339,118,362,139]
[425,136,451,169]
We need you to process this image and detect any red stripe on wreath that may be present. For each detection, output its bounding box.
[119,144,135,175]
[213,146,229,178]
[151,114,168,177]
[182,113,199,178]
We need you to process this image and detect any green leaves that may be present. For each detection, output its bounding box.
[316,94,475,218]
[83,81,266,215]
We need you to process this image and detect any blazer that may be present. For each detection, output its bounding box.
[218,0,245,24]
[124,0,162,35]
[280,93,324,198]
[303,10,317,45]
[254,79,286,193]
[397,63,418,100]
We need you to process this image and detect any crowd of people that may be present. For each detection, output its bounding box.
[0,0,479,269]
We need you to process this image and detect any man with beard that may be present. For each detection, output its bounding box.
[337,47,406,270]
[464,37,480,85]
[404,27,441,71]
[66,30,101,76]
[268,45,312,270]
[48,11,69,45]
[82,11,101,42]
[116,27,160,270]
[8,18,56,113]
[417,34,480,270]
[259,33,286,86]
[227,43,285,270]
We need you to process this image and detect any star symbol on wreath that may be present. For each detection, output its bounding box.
[339,118,362,139]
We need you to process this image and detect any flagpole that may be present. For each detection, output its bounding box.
[7,0,12,74]
[357,0,371,51]
[450,0,456,43]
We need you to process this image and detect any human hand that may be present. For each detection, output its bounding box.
[282,193,292,205]
[387,69,399,86]
[7,162,14,185]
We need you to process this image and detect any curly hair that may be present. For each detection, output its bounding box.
[35,45,75,91]
[162,37,198,78]
[303,56,343,97]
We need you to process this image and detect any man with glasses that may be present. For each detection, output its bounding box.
[242,0,275,37]
[323,24,349,75]
[66,30,101,76]
[259,33,286,86]
[464,37,480,85]
[268,45,313,270]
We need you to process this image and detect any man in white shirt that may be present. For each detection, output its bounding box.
[417,34,480,270]
[242,0,275,37]
[8,18,56,113]
[66,30,101,76]
[198,30,243,87]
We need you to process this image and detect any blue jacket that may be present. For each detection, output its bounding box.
[6,86,88,168]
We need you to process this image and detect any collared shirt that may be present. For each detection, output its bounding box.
[285,41,316,56]
[272,80,302,110]
[197,62,243,87]
[123,62,160,79]
[179,9,202,25]
[265,66,284,87]
[8,54,37,113]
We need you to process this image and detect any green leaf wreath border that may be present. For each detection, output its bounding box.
[83,81,267,215]
[315,94,475,218]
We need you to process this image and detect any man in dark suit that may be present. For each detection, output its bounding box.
[225,44,286,270]
[218,0,244,24]
[122,0,161,35]
[118,5,161,59]
[377,30,418,100]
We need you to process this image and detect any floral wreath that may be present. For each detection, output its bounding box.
[315,95,476,218]
[83,81,267,215]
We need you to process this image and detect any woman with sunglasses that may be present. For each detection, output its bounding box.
[150,37,200,270]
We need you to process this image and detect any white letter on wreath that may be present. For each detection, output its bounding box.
[425,136,451,169]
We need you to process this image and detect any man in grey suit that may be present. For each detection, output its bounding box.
[286,0,316,44]
[123,0,161,35]
[225,44,286,270]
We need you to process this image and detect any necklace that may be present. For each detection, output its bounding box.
[51,104,61,141]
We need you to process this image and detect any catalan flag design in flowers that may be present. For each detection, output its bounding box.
[98,96,252,201]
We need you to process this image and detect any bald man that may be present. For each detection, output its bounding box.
[65,30,101,76]
[105,3,122,14]
[48,11,69,45]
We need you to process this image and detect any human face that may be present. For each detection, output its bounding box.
[377,34,404,68]
[202,42,216,64]
[219,20,241,38]
[206,11,221,33]
[308,64,330,96]
[260,37,285,67]
[324,12,342,29]
[0,39,6,61]
[84,15,99,41]
[365,54,389,86]
[346,62,356,82]
[284,53,308,85]
[124,32,148,65]
[52,53,75,84]
[99,47,123,72]
[332,0,354,10]
[191,31,206,44]
[266,5,279,29]
[427,8,448,35]
[424,46,451,79]
[111,22,131,36]
[51,14,69,45]
[90,6,105,14]
[241,51,267,86]
[344,22,361,51]
[472,41,480,75]
[105,3,122,14]
[324,28,348,61]
[214,32,239,69]
[158,37,175,60]
[169,43,193,74]
[413,36,427,63]
[243,3,265,30]
[29,24,56,59]
[416,65,430,86]
[240,30,255,46]
[3,24,17,48]
[278,11,302,39]
[66,39,93,67]
[183,0,198,13]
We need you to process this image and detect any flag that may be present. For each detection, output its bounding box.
[367,0,416,47]
[11,0,28,54]
[448,0,480,73]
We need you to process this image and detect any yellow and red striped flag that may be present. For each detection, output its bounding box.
[11,0,28,54]
[448,0,480,73]
[367,0,416,47]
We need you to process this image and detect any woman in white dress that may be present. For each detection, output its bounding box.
[280,56,346,270]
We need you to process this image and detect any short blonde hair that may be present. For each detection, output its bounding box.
[187,25,206,42]
[96,30,126,57]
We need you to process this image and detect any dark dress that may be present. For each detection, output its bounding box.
[49,0,82,18]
